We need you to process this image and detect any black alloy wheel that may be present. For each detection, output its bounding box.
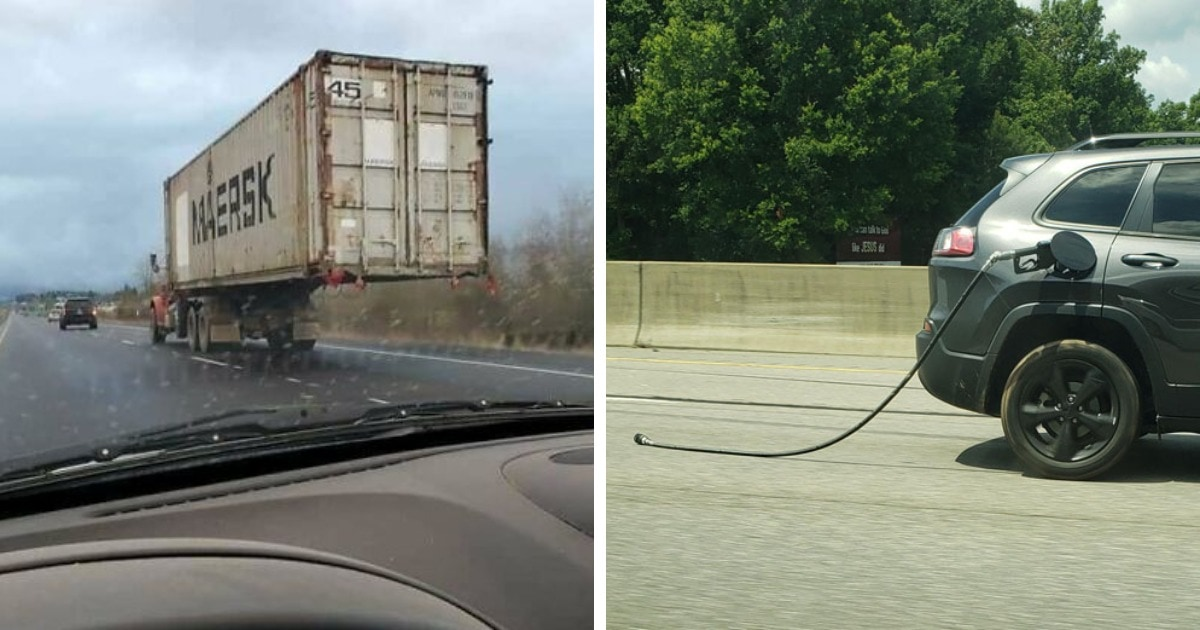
[1001,340,1140,481]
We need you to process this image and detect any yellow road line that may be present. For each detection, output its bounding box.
[605,356,908,375]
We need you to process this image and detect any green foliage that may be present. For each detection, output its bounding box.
[608,0,1176,263]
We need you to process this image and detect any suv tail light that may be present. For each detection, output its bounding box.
[933,226,975,257]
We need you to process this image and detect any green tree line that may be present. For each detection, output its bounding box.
[608,0,1200,264]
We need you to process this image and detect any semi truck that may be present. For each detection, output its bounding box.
[149,50,489,352]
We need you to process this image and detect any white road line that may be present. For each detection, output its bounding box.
[285,377,302,384]
[319,343,593,379]
[368,397,390,404]
[104,324,145,332]
[0,315,11,350]
[121,340,136,346]
[606,396,680,405]
[232,365,244,370]
[103,326,592,379]
[306,382,320,388]
[190,356,229,367]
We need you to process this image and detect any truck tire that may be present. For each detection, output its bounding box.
[197,309,212,354]
[187,308,200,351]
[176,300,189,340]
[293,340,316,351]
[1001,340,1140,481]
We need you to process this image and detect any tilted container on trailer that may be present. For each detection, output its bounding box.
[149,49,490,352]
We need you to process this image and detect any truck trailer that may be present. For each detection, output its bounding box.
[149,50,489,352]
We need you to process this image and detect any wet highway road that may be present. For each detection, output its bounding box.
[0,313,593,463]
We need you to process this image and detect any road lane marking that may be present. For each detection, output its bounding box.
[103,324,146,332]
[607,396,679,405]
[232,365,244,370]
[106,324,593,378]
[103,326,593,378]
[121,340,136,346]
[368,397,390,404]
[285,377,302,384]
[606,356,907,375]
[0,314,11,350]
[190,357,229,367]
[319,343,593,379]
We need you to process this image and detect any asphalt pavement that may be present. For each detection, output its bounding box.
[0,314,592,464]
[608,346,1200,630]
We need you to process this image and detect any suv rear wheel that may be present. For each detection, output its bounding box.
[1001,340,1140,481]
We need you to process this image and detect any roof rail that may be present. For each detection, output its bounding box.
[1068,132,1200,151]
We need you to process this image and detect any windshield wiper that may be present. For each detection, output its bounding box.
[94,399,583,458]
[0,399,590,490]
[348,398,584,424]
[0,406,316,484]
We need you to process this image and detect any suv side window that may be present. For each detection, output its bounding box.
[1151,162,1200,237]
[1043,165,1146,228]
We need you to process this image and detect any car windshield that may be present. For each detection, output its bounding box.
[0,1,593,479]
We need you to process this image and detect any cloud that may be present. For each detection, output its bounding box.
[1141,55,1192,103]
[0,174,80,204]
[1104,0,1200,45]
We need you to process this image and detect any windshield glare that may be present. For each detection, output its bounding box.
[0,1,594,477]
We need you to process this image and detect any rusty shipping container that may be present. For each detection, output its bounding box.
[163,50,489,291]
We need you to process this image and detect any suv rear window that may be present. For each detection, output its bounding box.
[1043,165,1145,228]
[65,299,92,308]
[955,181,1004,227]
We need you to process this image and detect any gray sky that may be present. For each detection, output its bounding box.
[1017,0,1200,103]
[0,0,593,295]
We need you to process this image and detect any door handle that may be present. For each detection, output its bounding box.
[1121,253,1179,269]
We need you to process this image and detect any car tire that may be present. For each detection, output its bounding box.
[89,321,97,330]
[1001,339,1140,481]
[187,307,200,351]
[197,309,211,354]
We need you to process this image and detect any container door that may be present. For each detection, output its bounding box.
[324,60,403,273]
[407,66,487,274]
[323,57,486,278]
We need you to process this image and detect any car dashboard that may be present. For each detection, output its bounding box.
[0,427,593,629]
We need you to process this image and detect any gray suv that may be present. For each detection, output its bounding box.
[916,132,1200,480]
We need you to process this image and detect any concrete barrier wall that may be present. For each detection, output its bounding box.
[606,261,931,358]
[606,261,642,347]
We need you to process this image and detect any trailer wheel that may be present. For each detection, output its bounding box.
[197,309,212,354]
[187,307,200,351]
[267,329,288,353]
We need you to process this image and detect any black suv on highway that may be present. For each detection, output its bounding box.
[59,297,97,330]
[917,132,1200,480]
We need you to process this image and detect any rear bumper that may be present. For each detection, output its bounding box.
[915,330,988,415]
[60,314,96,326]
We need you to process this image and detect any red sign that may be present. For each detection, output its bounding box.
[836,219,902,265]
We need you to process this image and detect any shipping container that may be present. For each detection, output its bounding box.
[163,49,489,290]
[150,50,490,353]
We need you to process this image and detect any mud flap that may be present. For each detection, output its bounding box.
[210,323,242,344]
[293,321,320,342]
